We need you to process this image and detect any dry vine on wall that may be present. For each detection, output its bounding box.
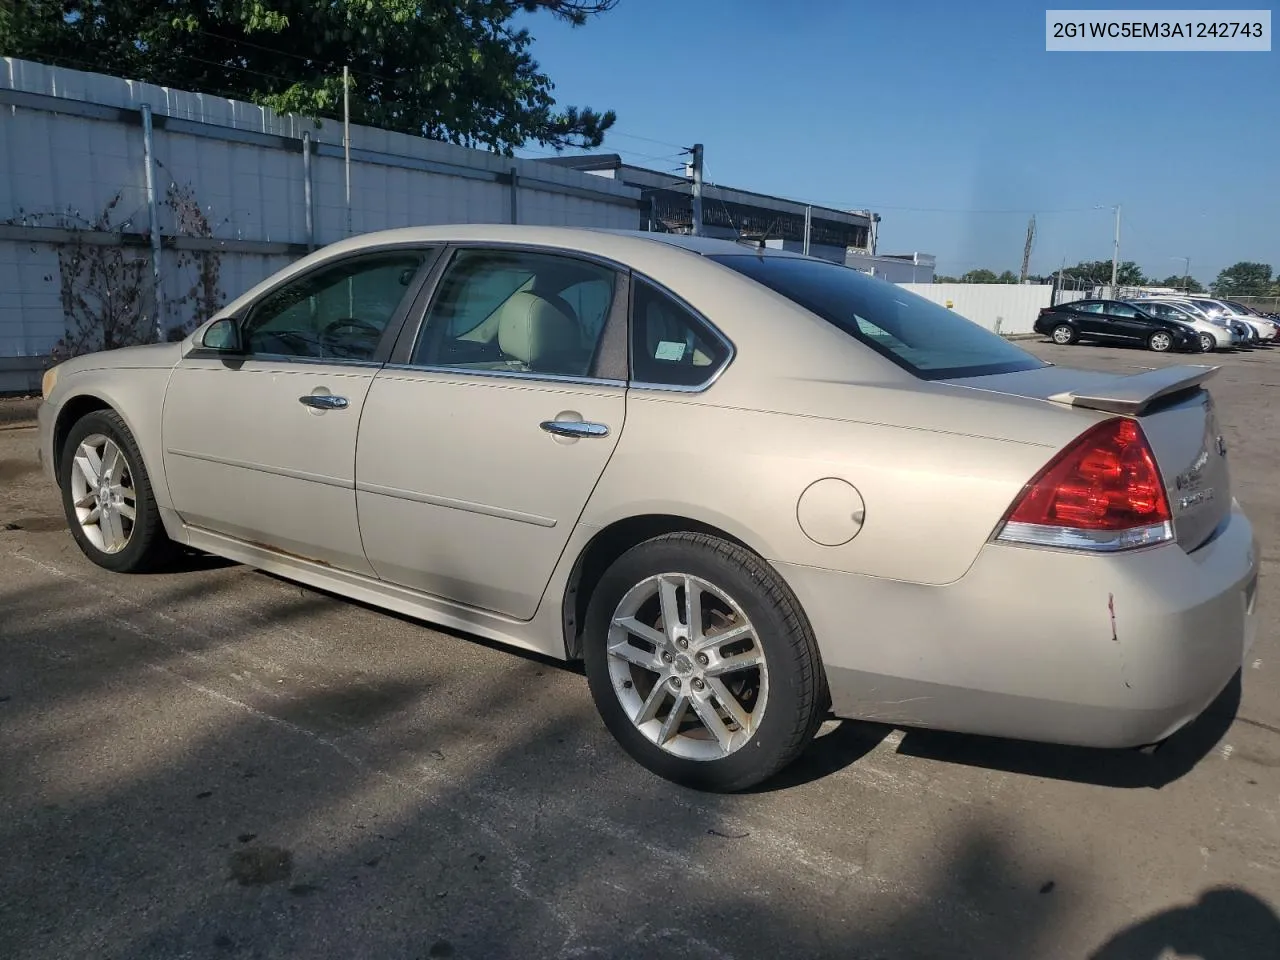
[7,183,228,364]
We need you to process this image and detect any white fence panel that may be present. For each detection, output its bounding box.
[0,57,642,391]
[898,283,1054,335]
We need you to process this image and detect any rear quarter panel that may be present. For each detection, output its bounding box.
[584,388,1069,586]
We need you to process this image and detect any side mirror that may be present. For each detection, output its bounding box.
[202,317,244,353]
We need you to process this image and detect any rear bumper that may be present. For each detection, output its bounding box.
[778,501,1259,748]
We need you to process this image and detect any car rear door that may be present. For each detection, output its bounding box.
[1065,301,1108,337]
[162,247,437,573]
[353,245,628,620]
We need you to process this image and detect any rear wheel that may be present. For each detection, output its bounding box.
[1051,324,1077,345]
[59,409,175,572]
[1199,332,1216,353]
[583,533,827,792]
[1148,330,1174,353]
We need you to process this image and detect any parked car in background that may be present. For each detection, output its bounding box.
[1126,299,1234,352]
[1140,297,1259,346]
[1035,300,1202,352]
[1222,300,1280,336]
[1186,298,1277,343]
[34,226,1260,791]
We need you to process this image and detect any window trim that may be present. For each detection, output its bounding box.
[626,271,736,394]
[185,242,442,366]
[388,242,631,386]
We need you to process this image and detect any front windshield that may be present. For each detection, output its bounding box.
[708,254,1046,380]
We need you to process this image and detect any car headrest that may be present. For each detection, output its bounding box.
[497,292,580,370]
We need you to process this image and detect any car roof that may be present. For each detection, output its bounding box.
[303,224,805,264]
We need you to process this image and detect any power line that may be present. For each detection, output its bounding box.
[606,130,690,151]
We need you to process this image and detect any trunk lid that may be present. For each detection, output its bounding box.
[946,364,1230,552]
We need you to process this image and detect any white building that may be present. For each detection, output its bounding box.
[845,250,937,284]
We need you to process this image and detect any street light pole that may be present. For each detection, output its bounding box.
[1109,204,1121,296]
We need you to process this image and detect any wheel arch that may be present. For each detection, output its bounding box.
[52,392,117,478]
[561,513,766,661]
[50,386,172,516]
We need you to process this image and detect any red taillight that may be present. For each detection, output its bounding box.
[998,418,1172,551]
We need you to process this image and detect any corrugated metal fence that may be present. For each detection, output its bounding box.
[0,58,642,392]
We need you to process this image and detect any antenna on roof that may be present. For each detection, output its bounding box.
[755,218,780,251]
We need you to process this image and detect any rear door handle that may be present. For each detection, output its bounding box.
[299,394,349,410]
[540,420,609,438]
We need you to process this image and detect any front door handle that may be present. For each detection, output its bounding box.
[299,394,349,410]
[540,420,609,439]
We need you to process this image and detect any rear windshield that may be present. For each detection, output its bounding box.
[708,254,1046,379]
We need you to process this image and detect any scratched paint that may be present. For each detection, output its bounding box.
[1108,593,1118,642]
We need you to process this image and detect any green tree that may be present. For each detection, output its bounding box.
[1212,262,1273,298]
[959,268,999,283]
[1062,259,1147,286]
[1156,274,1205,293]
[933,274,960,283]
[0,1,618,154]
[996,270,1018,284]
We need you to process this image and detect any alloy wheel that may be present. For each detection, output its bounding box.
[606,573,768,761]
[69,433,136,554]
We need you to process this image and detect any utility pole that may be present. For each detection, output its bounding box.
[803,204,812,256]
[689,143,704,237]
[343,65,352,238]
[1019,214,1036,283]
[1181,256,1191,292]
[1109,204,1121,296]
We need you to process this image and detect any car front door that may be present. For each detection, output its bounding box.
[1099,302,1150,342]
[162,247,437,573]
[354,246,628,620]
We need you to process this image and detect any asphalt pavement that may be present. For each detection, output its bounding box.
[1,340,1278,959]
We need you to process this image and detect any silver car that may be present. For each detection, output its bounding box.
[36,227,1261,791]
[1127,299,1234,352]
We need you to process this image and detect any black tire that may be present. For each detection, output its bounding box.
[583,532,828,792]
[59,409,175,573]
[1148,330,1174,353]
[1051,324,1077,345]
[1199,332,1216,353]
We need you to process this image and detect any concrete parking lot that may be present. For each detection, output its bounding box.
[2,340,1278,959]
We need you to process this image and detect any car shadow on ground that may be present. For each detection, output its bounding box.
[2,567,1275,958]
[888,671,1242,790]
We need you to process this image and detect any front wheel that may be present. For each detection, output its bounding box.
[1148,331,1174,353]
[583,533,828,792]
[59,409,175,572]
[1199,333,1216,353]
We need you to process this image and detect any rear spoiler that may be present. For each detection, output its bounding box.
[1047,364,1219,416]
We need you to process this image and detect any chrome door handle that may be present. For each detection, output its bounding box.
[540,420,609,438]
[299,394,349,410]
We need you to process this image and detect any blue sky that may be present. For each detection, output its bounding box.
[517,1,1278,282]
